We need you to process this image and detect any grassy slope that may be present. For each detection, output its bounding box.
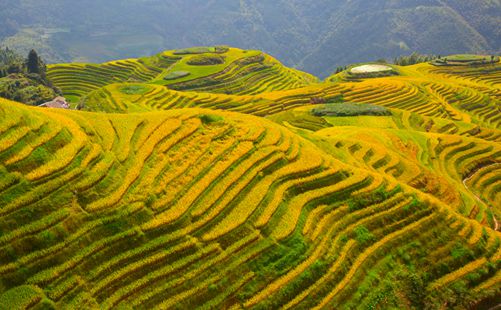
[0,54,500,308]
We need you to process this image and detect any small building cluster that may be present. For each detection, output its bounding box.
[39,96,70,109]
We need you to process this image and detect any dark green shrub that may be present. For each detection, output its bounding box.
[187,55,225,66]
[312,102,391,117]
[145,194,158,208]
[199,114,223,124]
[353,225,375,244]
[394,52,437,66]
[214,46,230,53]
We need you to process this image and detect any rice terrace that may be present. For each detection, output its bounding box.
[0,44,500,310]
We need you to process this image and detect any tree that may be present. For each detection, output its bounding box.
[26,49,45,76]
[0,47,24,77]
[7,63,22,74]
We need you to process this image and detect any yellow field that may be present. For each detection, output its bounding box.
[0,51,500,309]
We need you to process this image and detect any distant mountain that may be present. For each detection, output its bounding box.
[0,0,499,77]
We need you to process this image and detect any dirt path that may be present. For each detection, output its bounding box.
[462,163,500,231]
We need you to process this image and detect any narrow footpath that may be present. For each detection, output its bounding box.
[462,163,500,231]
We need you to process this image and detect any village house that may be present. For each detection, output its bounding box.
[39,96,70,109]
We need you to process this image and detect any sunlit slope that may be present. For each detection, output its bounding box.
[270,105,501,230]
[73,59,501,133]
[325,61,501,129]
[68,58,501,231]
[47,47,317,103]
[0,98,500,309]
[81,83,270,114]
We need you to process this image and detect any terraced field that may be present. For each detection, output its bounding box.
[48,47,317,104]
[47,55,179,103]
[67,58,501,131]
[1,51,500,308]
[282,109,501,230]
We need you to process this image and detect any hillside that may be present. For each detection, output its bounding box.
[1,0,500,77]
[0,50,500,308]
[46,47,316,105]
[47,50,501,227]
[0,48,61,106]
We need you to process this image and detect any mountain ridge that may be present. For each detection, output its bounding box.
[1,0,499,77]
